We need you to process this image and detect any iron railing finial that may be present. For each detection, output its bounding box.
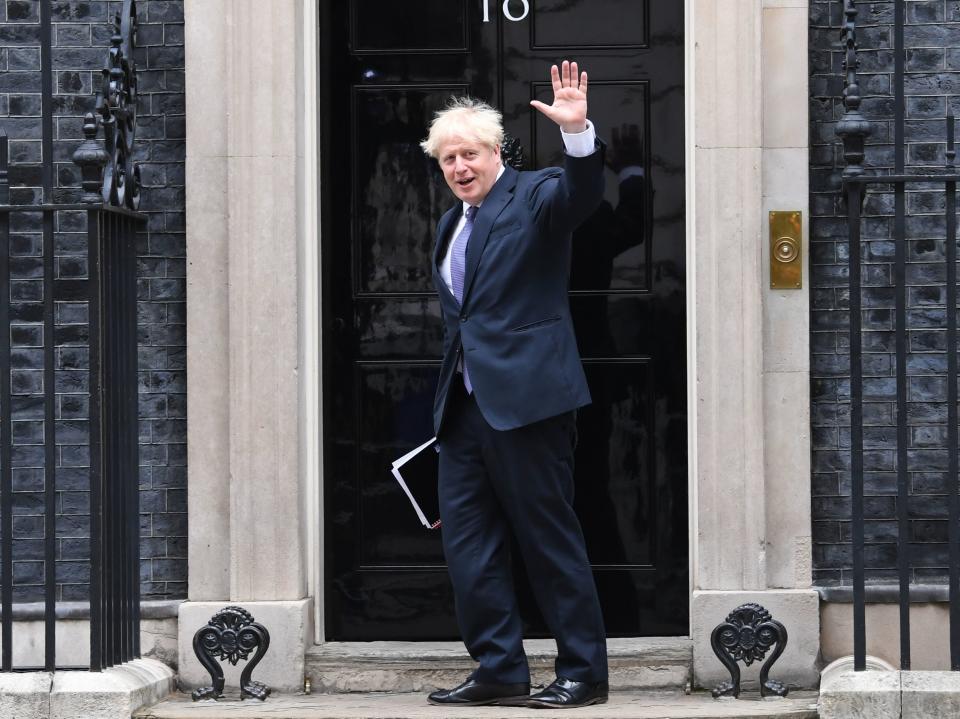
[70,0,140,208]
[72,113,109,204]
[836,0,871,180]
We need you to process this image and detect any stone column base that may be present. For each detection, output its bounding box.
[691,589,820,691]
[818,669,900,719]
[177,598,313,693]
[0,658,175,719]
[819,669,960,719]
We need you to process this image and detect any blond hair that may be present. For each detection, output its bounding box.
[420,97,504,159]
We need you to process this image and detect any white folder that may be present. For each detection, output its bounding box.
[391,437,441,529]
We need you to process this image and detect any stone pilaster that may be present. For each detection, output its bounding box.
[182,0,317,691]
[688,0,817,689]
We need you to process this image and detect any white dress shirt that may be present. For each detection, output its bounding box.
[439,120,598,293]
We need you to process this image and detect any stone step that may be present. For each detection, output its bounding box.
[136,690,820,719]
[304,638,693,694]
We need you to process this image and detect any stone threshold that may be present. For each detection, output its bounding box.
[137,690,819,719]
[305,638,693,693]
[308,637,692,660]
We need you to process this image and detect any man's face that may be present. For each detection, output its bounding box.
[438,138,501,205]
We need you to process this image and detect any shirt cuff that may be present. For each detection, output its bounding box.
[560,120,597,158]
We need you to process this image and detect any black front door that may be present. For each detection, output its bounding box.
[321,0,687,640]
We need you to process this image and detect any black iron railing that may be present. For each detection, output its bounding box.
[0,0,144,671]
[839,0,960,671]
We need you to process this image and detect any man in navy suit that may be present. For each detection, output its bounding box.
[420,61,608,709]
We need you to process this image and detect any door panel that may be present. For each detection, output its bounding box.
[322,0,687,640]
[531,0,648,49]
[357,363,443,566]
[354,87,463,294]
[576,361,655,566]
[351,0,470,52]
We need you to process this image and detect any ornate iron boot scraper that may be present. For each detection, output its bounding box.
[192,606,271,701]
[710,603,788,699]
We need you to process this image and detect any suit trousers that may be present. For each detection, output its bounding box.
[437,380,608,684]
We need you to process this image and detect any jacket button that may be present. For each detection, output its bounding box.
[460,316,467,323]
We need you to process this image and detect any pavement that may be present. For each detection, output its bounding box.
[136,690,820,719]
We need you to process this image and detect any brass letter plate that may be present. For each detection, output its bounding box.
[769,210,802,289]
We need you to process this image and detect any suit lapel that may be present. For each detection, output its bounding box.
[462,165,517,305]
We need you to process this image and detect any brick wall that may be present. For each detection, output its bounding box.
[0,0,185,601]
[811,0,959,586]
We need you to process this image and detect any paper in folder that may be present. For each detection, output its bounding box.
[391,437,441,529]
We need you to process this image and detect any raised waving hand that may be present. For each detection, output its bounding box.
[530,60,589,134]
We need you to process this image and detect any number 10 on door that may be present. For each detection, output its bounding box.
[483,0,530,22]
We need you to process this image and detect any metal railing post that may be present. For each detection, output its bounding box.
[40,0,57,671]
[891,0,911,671]
[837,0,871,672]
[946,115,960,670]
[0,134,12,672]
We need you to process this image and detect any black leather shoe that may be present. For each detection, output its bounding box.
[427,676,530,706]
[524,677,609,708]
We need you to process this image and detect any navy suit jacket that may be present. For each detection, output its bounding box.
[432,141,606,433]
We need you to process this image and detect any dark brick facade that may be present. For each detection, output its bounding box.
[811,0,959,586]
[0,0,185,601]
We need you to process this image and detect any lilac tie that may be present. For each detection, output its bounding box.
[450,205,477,392]
[450,205,476,303]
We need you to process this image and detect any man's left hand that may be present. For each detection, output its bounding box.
[530,60,588,134]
